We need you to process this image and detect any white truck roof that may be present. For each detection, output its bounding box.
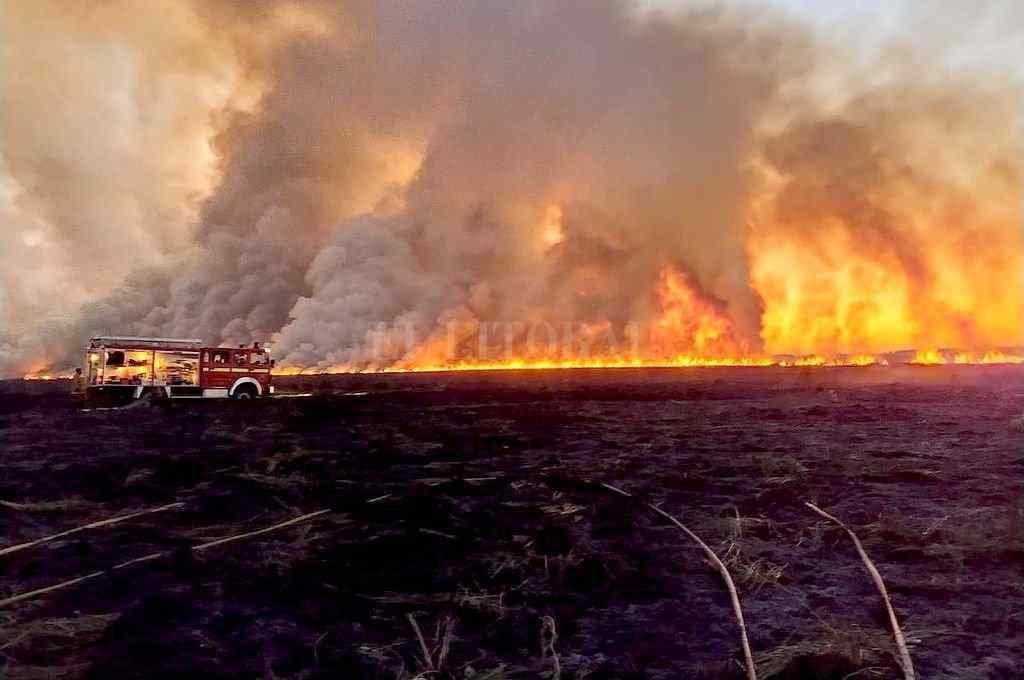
[88,336,204,351]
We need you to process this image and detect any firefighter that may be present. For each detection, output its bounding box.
[71,367,87,402]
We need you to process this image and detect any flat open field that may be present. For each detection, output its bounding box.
[1,367,1022,679]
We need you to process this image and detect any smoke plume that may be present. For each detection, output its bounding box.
[2,0,1020,375]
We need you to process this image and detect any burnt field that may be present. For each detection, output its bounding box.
[1,367,1022,679]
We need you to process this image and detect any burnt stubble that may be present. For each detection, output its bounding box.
[1,367,1021,679]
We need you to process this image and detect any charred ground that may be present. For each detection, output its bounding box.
[1,367,1022,679]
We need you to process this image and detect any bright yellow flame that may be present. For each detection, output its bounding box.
[388,355,776,373]
[911,350,948,365]
[271,261,1022,375]
[747,176,1022,357]
[539,205,565,248]
[910,349,1024,365]
[273,347,1024,375]
[978,350,1024,365]
[22,372,73,380]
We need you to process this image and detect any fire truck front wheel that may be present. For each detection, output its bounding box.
[232,384,259,400]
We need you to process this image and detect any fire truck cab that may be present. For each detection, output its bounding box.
[84,336,274,401]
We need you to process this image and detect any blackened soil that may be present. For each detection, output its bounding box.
[1,367,1021,679]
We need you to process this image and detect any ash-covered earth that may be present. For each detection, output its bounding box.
[1,367,1021,679]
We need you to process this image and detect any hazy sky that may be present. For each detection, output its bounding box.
[644,0,897,28]
[732,0,899,25]
[646,0,1022,75]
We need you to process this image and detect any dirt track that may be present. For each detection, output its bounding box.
[1,367,1022,679]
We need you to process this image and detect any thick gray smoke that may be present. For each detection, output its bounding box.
[272,1,808,368]
[2,0,421,372]
[2,0,1021,375]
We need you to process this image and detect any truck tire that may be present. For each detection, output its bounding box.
[232,384,259,400]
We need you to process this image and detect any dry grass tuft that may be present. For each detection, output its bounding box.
[462,666,512,679]
[0,613,117,652]
[0,613,117,680]
[258,523,320,576]
[756,455,808,485]
[714,510,787,594]
[456,588,506,617]
[755,622,896,679]
[406,613,456,676]
[720,543,788,595]
[0,498,97,514]
[0,662,91,680]
[540,616,561,680]
[355,641,405,673]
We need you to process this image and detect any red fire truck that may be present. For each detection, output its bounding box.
[84,336,275,401]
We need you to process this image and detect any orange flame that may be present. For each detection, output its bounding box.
[273,257,1022,374]
[651,267,745,357]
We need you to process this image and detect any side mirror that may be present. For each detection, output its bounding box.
[270,359,276,368]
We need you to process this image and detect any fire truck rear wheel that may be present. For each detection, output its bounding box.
[232,385,258,400]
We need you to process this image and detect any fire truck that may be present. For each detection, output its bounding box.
[84,336,275,401]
